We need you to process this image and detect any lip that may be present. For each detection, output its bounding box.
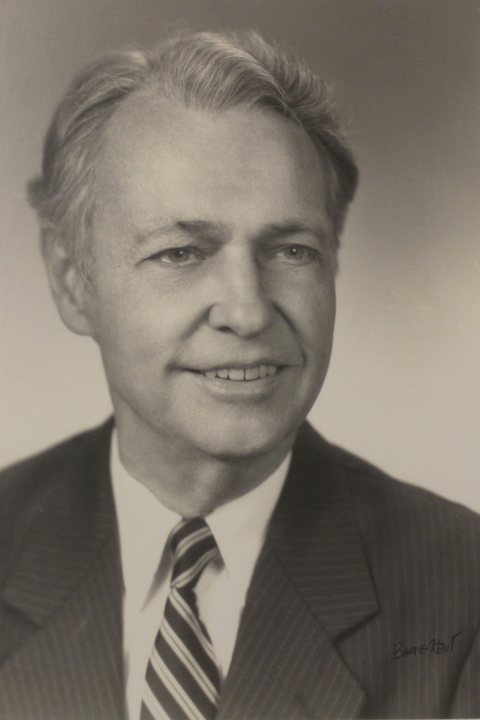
[186,366,289,401]
[186,359,289,373]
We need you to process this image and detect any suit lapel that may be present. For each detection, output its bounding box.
[218,423,380,720]
[0,420,125,720]
[0,420,380,719]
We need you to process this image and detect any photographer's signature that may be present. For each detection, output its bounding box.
[392,631,462,659]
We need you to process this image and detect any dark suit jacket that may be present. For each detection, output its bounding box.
[1,419,480,720]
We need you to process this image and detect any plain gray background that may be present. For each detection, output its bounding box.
[1,0,479,510]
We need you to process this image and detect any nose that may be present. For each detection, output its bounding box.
[208,252,274,337]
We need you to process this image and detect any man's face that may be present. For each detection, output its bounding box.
[80,94,336,460]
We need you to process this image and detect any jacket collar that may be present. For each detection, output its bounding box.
[1,419,377,637]
[269,421,380,639]
[0,419,125,720]
[0,420,380,719]
[217,422,380,719]
[1,419,119,628]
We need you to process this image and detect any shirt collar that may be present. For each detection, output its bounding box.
[110,430,290,604]
[110,431,180,609]
[206,454,290,585]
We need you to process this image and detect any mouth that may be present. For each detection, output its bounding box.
[191,364,280,381]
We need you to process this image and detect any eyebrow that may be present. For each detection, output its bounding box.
[135,219,329,245]
[135,220,220,244]
[255,222,329,244]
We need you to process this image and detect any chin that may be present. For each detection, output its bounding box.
[184,413,299,462]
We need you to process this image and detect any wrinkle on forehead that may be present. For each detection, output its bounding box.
[92,91,333,250]
[100,91,324,185]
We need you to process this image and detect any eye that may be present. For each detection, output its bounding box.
[273,244,319,264]
[150,247,203,265]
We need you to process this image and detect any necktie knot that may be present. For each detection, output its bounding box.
[141,516,221,720]
[170,518,218,591]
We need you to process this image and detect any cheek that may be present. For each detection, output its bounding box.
[280,276,336,354]
[90,281,201,370]
[315,282,336,337]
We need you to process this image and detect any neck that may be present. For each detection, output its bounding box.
[114,416,295,518]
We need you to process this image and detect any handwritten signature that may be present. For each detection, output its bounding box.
[392,631,463,659]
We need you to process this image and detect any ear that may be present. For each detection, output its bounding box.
[41,232,93,337]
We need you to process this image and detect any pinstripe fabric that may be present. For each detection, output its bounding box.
[1,419,480,719]
[141,518,221,720]
[0,419,125,720]
[217,424,480,719]
[216,544,367,720]
[0,532,123,720]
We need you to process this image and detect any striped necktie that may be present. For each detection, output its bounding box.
[141,518,221,720]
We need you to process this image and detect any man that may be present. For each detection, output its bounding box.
[0,30,479,720]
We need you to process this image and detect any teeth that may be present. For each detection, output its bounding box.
[228,368,245,381]
[203,365,278,381]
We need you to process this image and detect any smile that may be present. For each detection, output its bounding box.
[203,365,278,381]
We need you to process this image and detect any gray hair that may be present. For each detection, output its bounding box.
[28,30,359,275]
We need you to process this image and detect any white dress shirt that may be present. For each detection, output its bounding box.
[110,431,290,720]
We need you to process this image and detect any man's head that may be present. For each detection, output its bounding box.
[28,31,358,275]
[28,31,359,482]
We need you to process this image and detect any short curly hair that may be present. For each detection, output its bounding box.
[28,30,359,275]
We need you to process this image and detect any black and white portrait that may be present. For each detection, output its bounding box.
[1,2,479,719]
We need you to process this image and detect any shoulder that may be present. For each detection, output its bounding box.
[0,419,114,502]
[295,422,480,579]
[297,420,480,530]
[0,420,114,561]
[338,440,480,545]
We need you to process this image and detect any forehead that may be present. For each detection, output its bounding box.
[94,91,329,234]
